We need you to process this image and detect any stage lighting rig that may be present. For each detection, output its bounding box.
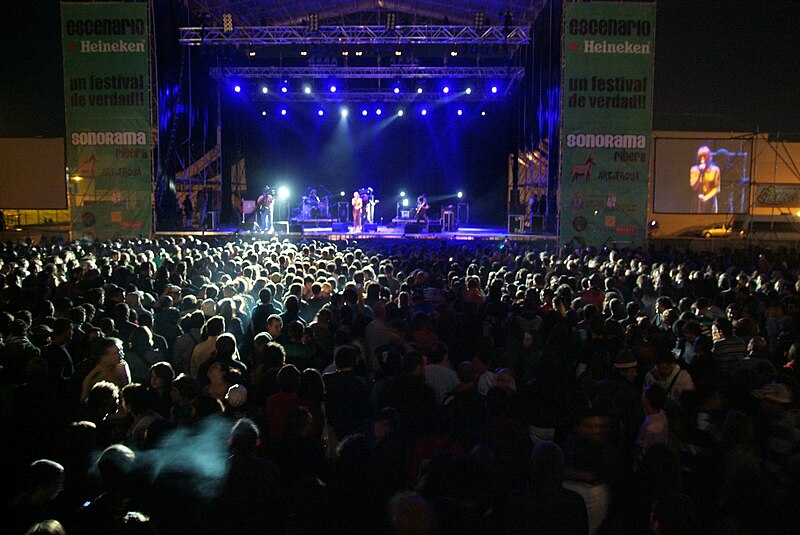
[474,13,486,30]
[385,12,396,31]
[308,13,319,32]
[222,13,233,33]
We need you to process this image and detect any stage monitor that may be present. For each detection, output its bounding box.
[653,137,753,214]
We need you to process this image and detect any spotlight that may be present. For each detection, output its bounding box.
[222,13,233,33]
[261,111,266,116]
[465,87,472,94]
[376,108,382,115]
[277,186,290,200]
[234,85,241,93]
[416,87,423,94]
[443,86,450,94]
[481,111,486,116]
[457,191,464,199]
[394,50,402,56]
[303,85,311,94]
[341,108,349,117]
[457,109,463,116]
[397,109,404,116]
[248,50,256,57]
[393,87,400,94]
[421,109,427,116]
[281,109,287,115]
[281,86,288,93]
[450,51,458,57]
[330,85,337,93]
[355,50,363,56]
[300,50,308,56]
[400,191,406,197]
[261,86,268,94]
[318,109,324,116]
[361,109,368,116]
[402,198,409,207]
[491,86,498,94]
[341,51,349,56]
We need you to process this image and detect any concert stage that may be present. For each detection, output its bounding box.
[157,223,557,243]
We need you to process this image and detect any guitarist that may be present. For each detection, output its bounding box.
[256,186,275,232]
[415,194,429,224]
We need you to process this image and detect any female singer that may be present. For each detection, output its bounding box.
[351,191,363,232]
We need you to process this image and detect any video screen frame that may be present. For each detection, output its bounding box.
[652,137,754,215]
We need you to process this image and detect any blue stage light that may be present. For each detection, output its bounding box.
[261,86,268,94]
[421,109,428,116]
[341,108,349,117]
[281,86,288,93]
[457,191,464,199]
[397,109,404,116]
[281,109,287,116]
[376,108,382,115]
[465,87,472,95]
[491,86,498,94]
[330,85,337,93]
[361,109,368,116]
[393,87,400,94]
[234,85,241,93]
[457,109,463,116]
[318,109,324,116]
[443,86,450,94]
[417,87,423,94]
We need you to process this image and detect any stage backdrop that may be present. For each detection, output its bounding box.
[62,2,152,239]
[559,1,655,248]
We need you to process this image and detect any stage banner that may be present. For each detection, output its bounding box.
[559,1,655,248]
[62,2,152,239]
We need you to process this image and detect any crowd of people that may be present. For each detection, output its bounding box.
[0,235,798,534]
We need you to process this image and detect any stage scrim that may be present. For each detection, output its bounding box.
[61,2,153,239]
[559,2,655,248]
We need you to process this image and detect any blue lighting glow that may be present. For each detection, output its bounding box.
[491,86,498,94]
[376,108,382,115]
[361,109,368,116]
[465,87,472,95]
[261,86,268,94]
[393,87,400,94]
[281,86,288,93]
[457,191,464,199]
[318,109,325,116]
[341,108,349,117]
[457,109,463,116]
[281,109,287,116]
[443,86,450,94]
[417,88,423,94]
[234,85,241,93]
[481,111,486,116]
[303,86,312,94]
[330,85,337,93]
[397,109,404,116]
[421,109,428,116]
[261,111,266,116]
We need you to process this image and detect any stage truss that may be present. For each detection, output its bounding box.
[179,25,530,46]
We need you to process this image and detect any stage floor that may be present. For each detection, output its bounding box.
[157,223,557,243]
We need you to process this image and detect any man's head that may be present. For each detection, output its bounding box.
[655,350,676,378]
[642,384,667,415]
[266,314,282,338]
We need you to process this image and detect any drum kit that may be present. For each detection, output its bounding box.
[301,188,330,220]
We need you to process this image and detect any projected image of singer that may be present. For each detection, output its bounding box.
[689,145,720,213]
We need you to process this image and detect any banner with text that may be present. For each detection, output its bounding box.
[559,1,655,248]
[62,2,152,239]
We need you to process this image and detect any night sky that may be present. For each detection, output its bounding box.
[2,0,799,138]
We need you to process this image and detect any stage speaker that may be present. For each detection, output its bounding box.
[363,223,378,232]
[508,214,525,234]
[332,222,349,232]
[428,222,442,233]
[404,222,426,234]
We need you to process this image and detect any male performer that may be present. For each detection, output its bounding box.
[351,191,363,232]
[256,186,274,232]
[690,146,720,214]
[415,194,430,224]
[364,187,379,224]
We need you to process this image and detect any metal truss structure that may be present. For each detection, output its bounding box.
[210,65,524,80]
[179,25,530,47]
[246,89,508,103]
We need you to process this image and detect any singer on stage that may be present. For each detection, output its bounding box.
[689,146,720,214]
[256,186,274,232]
[351,191,363,232]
